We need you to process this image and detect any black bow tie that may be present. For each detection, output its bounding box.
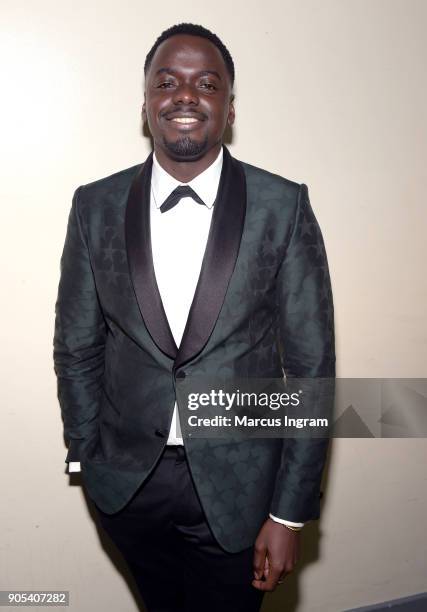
[159,185,206,213]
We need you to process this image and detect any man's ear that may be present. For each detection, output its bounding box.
[141,93,147,123]
[228,94,235,127]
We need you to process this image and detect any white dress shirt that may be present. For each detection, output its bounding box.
[150,147,221,444]
[68,145,304,529]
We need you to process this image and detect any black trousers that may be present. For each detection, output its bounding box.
[93,445,265,612]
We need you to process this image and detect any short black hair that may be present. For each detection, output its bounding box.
[144,23,235,87]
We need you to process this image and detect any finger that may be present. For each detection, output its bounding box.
[277,569,288,585]
[253,545,267,581]
[252,564,282,592]
[263,555,270,578]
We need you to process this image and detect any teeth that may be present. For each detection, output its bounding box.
[171,117,199,124]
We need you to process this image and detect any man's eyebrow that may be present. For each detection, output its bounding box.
[154,67,222,80]
[198,70,222,80]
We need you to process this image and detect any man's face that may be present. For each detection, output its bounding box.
[143,34,235,161]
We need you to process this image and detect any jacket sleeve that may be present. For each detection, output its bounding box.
[270,183,335,522]
[53,186,107,464]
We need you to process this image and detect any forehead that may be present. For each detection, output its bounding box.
[148,34,229,79]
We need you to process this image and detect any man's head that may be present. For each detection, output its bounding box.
[142,23,235,164]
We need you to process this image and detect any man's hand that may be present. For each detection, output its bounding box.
[252,518,300,591]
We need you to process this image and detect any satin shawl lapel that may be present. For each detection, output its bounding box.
[174,146,246,371]
[125,152,178,359]
[125,145,247,370]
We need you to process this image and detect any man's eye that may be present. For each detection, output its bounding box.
[200,82,217,91]
[157,82,174,88]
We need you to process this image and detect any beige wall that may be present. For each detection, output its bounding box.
[1,1,426,611]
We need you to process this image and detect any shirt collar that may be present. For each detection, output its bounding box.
[151,146,223,210]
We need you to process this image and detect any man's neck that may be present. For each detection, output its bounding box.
[153,143,223,182]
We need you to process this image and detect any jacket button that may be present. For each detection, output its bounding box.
[176,371,186,379]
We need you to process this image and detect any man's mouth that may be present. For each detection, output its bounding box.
[164,112,206,125]
[170,117,200,124]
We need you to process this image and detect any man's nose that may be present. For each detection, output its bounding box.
[172,83,199,105]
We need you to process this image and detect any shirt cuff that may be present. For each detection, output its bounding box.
[68,462,81,473]
[269,513,304,528]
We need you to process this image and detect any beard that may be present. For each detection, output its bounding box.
[162,134,209,159]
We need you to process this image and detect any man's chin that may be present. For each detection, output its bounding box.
[162,135,208,160]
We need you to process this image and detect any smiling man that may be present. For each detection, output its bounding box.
[54,22,335,612]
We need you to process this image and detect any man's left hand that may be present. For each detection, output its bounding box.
[252,518,301,591]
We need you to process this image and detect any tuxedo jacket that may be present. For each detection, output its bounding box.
[53,144,335,553]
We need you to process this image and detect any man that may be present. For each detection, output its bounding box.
[53,22,335,612]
